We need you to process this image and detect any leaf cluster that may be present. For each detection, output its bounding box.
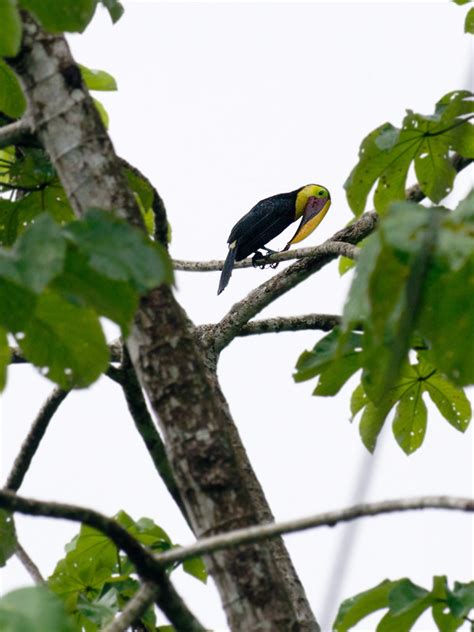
[344,91,473,216]
[295,192,473,453]
[334,576,474,632]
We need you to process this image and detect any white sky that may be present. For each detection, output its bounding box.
[1,2,473,631]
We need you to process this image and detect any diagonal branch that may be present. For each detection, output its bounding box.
[15,540,46,585]
[173,241,359,272]
[0,488,204,632]
[4,387,69,492]
[102,581,159,632]
[155,495,474,566]
[210,212,378,356]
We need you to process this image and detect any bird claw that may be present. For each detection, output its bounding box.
[252,249,279,269]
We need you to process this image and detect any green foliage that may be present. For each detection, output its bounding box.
[0,0,22,57]
[0,60,26,117]
[18,0,98,33]
[0,510,16,567]
[297,193,473,453]
[48,511,207,631]
[0,208,172,390]
[99,0,124,23]
[0,327,10,390]
[0,587,75,632]
[344,91,474,215]
[79,64,117,91]
[465,7,474,32]
[334,577,469,632]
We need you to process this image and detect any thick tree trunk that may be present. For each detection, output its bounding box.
[9,14,320,631]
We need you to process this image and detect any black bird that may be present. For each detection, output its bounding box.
[218,184,331,294]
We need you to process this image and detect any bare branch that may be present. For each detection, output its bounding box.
[0,489,205,632]
[15,541,45,585]
[4,387,69,492]
[102,582,159,632]
[0,118,33,149]
[155,495,474,566]
[173,241,360,272]
[210,212,378,356]
[197,314,342,341]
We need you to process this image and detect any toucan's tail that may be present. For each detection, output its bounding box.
[218,246,237,295]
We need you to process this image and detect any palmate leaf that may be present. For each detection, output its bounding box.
[334,577,470,632]
[345,91,474,215]
[0,587,75,632]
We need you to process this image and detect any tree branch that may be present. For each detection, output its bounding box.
[173,241,360,272]
[155,495,474,566]
[197,314,342,341]
[4,387,69,492]
[0,118,33,149]
[209,212,378,356]
[0,488,205,632]
[102,582,159,632]
[15,540,46,585]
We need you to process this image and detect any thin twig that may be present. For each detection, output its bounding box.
[0,489,205,632]
[102,582,159,632]
[15,541,46,585]
[173,241,359,272]
[4,387,69,492]
[154,495,474,566]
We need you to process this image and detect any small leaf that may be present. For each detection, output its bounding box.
[93,97,109,128]
[79,64,117,91]
[0,0,22,56]
[183,556,208,584]
[76,590,118,626]
[0,60,26,118]
[338,255,356,275]
[432,576,465,632]
[99,0,124,23]
[20,290,109,388]
[447,581,474,618]
[313,354,362,397]
[425,373,471,432]
[350,382,367,420]
[392,383,427,454]
[19,0,98,33]
[0,510,16,567]
[388,579,430,615]
[333,579,395,631]
[0,587,75,632]
[465,7,474,33]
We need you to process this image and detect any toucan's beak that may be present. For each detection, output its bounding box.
[284,195,331,249]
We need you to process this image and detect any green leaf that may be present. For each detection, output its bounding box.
[20,290,109,388]
[452,0,472,6]
[53,248,138,336]
[76,590,118,626]
[0,510,16,567]
[419,257,474,386]
[465,7,474,33]
[99,0,124,23]
[183,557,208,584]
[358,399,391,453]
[295,329,362,381]
[0,199,18,247]
[124,168,156,237]
[338,255,356,275]
[92,97,109,128]
[123,515,172,553]
[388,579,430,615]
[19,0,98,33]
[345,93,474,215]
[432,576,465,632]
[350,382,367,420]
[447,581,474,618]
[0,0,22,56]
[79,64,117,91]
[0,327,10,391]
[0,60,26,118]
[0,587,75,632]
[64,209,173,291]
[14,214,66,292]
[333,579,395,631]
[0,277,36,332]
[392,382,427,454]
[377,598,431,632]
[425,373,471,432]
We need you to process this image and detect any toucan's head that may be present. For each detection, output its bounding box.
[289,184,331,246]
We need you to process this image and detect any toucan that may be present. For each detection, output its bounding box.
[217,184,331,294]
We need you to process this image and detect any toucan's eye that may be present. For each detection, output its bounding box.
[319,190,325,196]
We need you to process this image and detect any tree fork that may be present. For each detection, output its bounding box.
[8,12,319,630]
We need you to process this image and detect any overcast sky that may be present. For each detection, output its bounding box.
[1,2,473,631]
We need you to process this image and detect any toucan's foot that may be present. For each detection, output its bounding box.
[252,251,266,268]
[263,247,277,255]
